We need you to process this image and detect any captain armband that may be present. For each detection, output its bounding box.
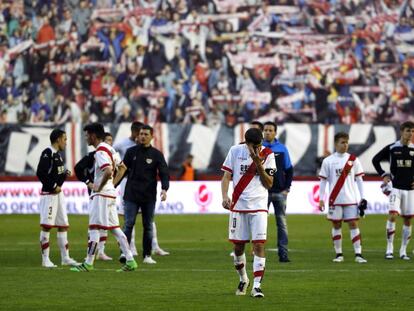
[265,168,276,176]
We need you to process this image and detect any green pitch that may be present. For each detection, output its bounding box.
[1,214,413,311]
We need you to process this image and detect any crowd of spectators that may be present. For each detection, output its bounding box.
[0,0,413,126]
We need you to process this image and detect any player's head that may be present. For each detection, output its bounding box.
[263,121,277,142]
[83,123,105,147]
[245,128,263,150]
[131,121,144,140]
[138,125,153,147]
[50,128,67,151]
[334,132,349,154]
[249,121,264,132]
[400,121,414,145]
[104,132,113,146]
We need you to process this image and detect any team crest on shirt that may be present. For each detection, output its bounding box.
[347,161,353,166]
[410,151,414,157]
[146,158,153,164]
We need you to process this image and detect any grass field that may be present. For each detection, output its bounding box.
[1,214,414,311]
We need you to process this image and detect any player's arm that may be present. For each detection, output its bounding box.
[318,159,328,211]
[36,149,58,192]
[372,145,391,182]
[248,144,273,189]
[157,151,169,201]
[221,171,232,209]
[114,148,132,187]
[94,166,112,192]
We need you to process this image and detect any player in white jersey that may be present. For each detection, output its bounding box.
[222,128,276,298]
[114,121,169,258]
[71,123,137,272]
[319,132,367,264]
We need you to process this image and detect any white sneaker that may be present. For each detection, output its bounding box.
[153,248,170,256]
[42,258,57,268]
[385,253,394,260]
[143,256,157,264]
[355,254,367,263]
[250,287,264,298]
[97,253,113,261]
[61,257,80,266]
[235,279,250,296]
[332,254,344,263]
[400,254,411,261]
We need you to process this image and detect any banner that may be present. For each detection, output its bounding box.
[0,181,389,215]
[0,123,401,176]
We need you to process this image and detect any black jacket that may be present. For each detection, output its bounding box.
[36,147,67,193]
[74,151,95,195]
[372,141,414,190]
[123,144,169,202]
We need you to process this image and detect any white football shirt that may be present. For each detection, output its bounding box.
[222,144,276,212]
[319,152,364,205]
[92,142,121,197]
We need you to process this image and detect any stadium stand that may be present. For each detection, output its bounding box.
[0,0,413,126]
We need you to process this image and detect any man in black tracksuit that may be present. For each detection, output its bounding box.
[372,121,414,260]
[37,128,78,267]
[115,125,170,264]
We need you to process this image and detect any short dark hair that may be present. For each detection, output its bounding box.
[263,121,277,132]
[245,128,263,145]
[83,123,105,140]
[334,132,349,143]
[50,128,65,144]
[104,132,112,138]
[249,121,264,132]
[140,124,153,135]
[400,121,414,132]
[131,121,144,133]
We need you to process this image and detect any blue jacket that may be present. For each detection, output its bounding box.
[262,139,293,193]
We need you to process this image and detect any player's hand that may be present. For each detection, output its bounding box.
[65,170,72,177]
[222,196,231,210]
[383,175,391,184]
[93,184,101,192]
[54,186,62,194]
[247,144,261,165]
[319,200,325,212]
[160,190,167,201]
[87,182,94,191]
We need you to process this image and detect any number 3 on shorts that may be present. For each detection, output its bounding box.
[232,218,237,228]
[48,206,53,215]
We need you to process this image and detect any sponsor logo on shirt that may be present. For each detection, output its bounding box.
[146,158,153,164]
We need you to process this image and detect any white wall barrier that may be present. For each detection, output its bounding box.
[0,181,390,215]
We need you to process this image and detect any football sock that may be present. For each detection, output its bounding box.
[112,228,134,261]
[151,222,159,250]
[97,230,108,255]
[40,231,50,259]
[234,253,248,282]
[253,255,266,288]
[400,225,412,255]
[350,228,362,254]
[57,231,70,260]
[386,220,396,254]
[86,230,99,266]
[331,228,342,254]
[130,226,136,252]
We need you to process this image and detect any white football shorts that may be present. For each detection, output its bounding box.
[389,189,414,217]
[89,194,120,230]
[327,204,359,222]
[39,192,69,228]
[228,211,268,243]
